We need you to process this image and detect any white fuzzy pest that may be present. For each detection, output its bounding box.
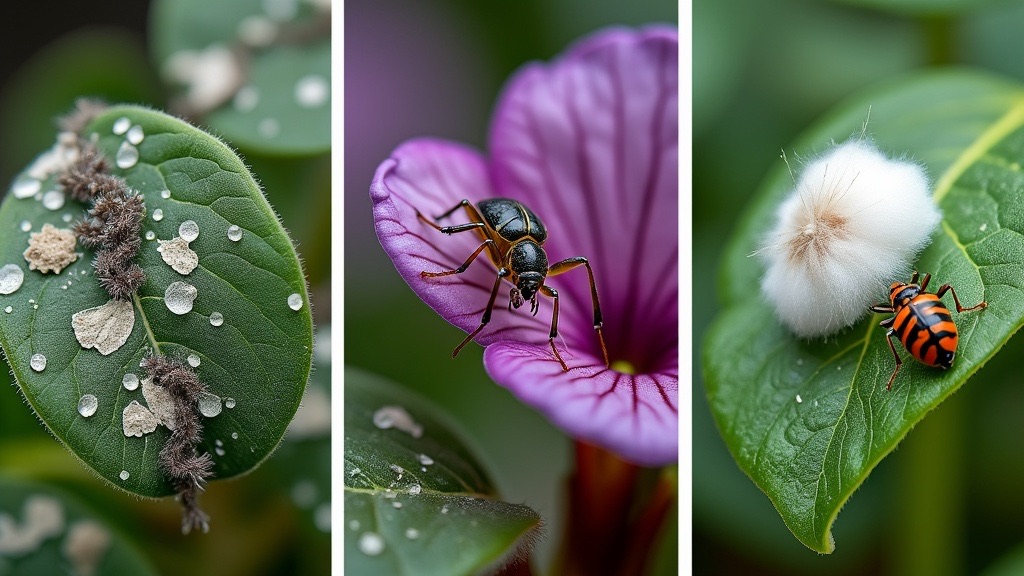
[757,138,941,338]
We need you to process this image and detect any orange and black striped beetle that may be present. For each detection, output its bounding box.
[416,198,610,371]
[869,271,986,390]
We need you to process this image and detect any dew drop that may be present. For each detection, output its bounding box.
[418,454,434,466]
[258,118,280,138]
[215,447,225,457]
[233,85,260,112]
[441,504,449,514]
[179,220,200,242]
[30,353,46,372]
[187,354,201,368]
[227,225,242,242]
[405,528,420,540]
[4,306,12,314]
[112,117,131,135]
[796,394,803,404]
[198,393,222,417]
[209,312,224,326]
[392,501,402,509]
[115,141,139,169]
[231,432,238,440]
[372,406,423,438]
[62,213,72,223]
[358,532,385,556]
[42,190,65,211]
[294,75,329,108]
[288,293,303,311]
[224,397,236,409]
[119,470,130,481]
[126,124,144,145]
[145,231,156,240]
[152,208,164,221]
[390,464,405,478]
[123,373,139,391]
[78,394,98,417]
[0,264,25,294]
[349,467,361,477]
[20,220,32,232]
[12,174,41,199]
[409,484,422,495]
[164,281,197,315]
[160,189,171,199]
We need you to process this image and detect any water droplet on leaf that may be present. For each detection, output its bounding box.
[41,190,65,211]
[198,393,222,417]
[0,264,24,294]
[112,117,131,135]
[288,293,303,310]
[152,208,164,222]
[123,373,139,391]
[209,312,224,326]
[294,75,329,108]
[78,394,98,417]
[115,141,138,169]
[224,397,236,409]
[30,353,46,372]
[164,281,197,314]
[119,470,130,481]
[12,174,41,199]
[187,354,201,367]
[358,532,385,556]
[179,220,200,242]
[126,125,144,145]
[227,225,242,242]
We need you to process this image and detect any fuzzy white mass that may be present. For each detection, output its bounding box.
[758,139,941,338]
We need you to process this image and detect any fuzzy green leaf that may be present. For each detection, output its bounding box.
[0,475,157,575]
[0,105,312,498]
[344,367,541,576]
[703,70,1024,552]
[151,0,331,155]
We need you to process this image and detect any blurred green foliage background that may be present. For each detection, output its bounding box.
[0,1,330,574]
[695,0,1024,573]
[344,0,678,572]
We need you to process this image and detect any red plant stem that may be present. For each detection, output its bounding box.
[557,440,672,575]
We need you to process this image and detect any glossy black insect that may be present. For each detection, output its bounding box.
[869,271,986,390]
[417,198,609,371]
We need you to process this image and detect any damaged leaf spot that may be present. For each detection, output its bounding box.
[23,224,79,274]
[141,377,178,431]
[122,400,160,437]
[71,299,135,356]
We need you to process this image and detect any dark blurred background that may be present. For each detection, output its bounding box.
[345,0,678,571]
[695,0,1024,574]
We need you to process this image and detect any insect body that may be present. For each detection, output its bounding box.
[417,198,609,371]
[870,271,986,390]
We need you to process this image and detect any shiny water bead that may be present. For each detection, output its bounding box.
[187,354,201,368]
[123,373,140,391]
[20,220,32,232]
[198,393,222,417]
[294,75,329,108]
[119,470,130,481]
[115,141,138,169]
[77,394,98,417]
[209,312,224,326]
[30,353,46,372]
[112,117,131,135]
[288,293,303,311]
[179,220,200,242]
[126,124,144,145]
[42,190,65,211]
[164,281,197,315]
[227,225,242,242]
[0,264,24,294]
[152,209,164,222]
[161,189,171,199]
[12,174,41,199]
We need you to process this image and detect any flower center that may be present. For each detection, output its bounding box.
[610,359,637,375]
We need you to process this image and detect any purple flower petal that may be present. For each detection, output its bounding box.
[371,26,679,466]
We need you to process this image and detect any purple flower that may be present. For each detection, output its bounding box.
[371,26,678,466]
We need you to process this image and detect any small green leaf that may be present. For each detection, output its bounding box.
[0,475,157,575]
[151,0,331,155]
[828,0,1000,15]
[0,105,312,498]
[703,70,1024,552]
[344,367,541,576]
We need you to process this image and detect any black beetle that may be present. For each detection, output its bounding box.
[417,198,609,371]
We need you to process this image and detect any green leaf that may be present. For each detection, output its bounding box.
[827,0,1000,15]
[344,367,541,576]
[0,475,157,576]
[0,105,313,498]
[151,0,331,155]
[703,69,1024,552]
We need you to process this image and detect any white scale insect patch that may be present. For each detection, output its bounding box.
[72,299,135,356]
[157,237,198,275]
[23,224,79,274]
[122,378,177,437]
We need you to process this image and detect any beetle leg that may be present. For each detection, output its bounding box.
[883,328,903,391]
[453,267,509,358]
[539,285,569,371]
[547,257,609,367]
[934,283,988,313]
[911,271,922,287]
[422,239,497,278]
[416,210,486,235]
[870,304,894,314]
